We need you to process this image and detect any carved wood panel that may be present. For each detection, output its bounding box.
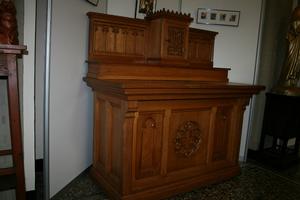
[174,121,202,157]
[188,40,213,65]
[163,23,188,60]
[167,109,211,173]
[93,94,123,187]
[212,106,233,162]
[111,102,123,179]
[135,112,163,179]
[166,26,185,56]
[188,29,216,68]
[93,97,106,169]
[91,22,147,58]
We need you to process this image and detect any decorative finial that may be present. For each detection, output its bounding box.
[145,9,193,23]
[0,0,19,45]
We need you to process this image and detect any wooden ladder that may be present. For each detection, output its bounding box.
[0,44,26,200]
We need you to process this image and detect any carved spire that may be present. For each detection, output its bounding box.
[0,0,19,45]
[145,8,193,23]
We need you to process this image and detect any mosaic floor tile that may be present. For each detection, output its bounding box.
[50,162,300,200]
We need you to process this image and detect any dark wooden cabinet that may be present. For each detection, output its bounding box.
[259,92,300,167]
[85,10,264,200]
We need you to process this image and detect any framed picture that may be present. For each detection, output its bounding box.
[86,0,99,6]
[135,0,157,19]
[197,8,240,27]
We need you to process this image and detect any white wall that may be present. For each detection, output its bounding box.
[107,0,136,17]
[49,0,106,197]
[23,0,36,191]
[156,0,181,11]
[183,0,262,83]
[182,0,263,160]
[107,0,182,18]
[35,0,48,160]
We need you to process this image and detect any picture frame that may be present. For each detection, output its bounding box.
[135,0,157,19]
[197,8,240,27]
[86,0,99,6]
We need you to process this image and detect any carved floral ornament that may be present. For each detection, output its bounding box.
[175,121,202,157]
[96,25,145,36]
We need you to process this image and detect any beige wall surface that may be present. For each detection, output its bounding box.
[49,0,107,197]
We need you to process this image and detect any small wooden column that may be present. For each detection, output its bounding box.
[0,44,26,200]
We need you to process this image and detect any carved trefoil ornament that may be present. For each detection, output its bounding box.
[175,121,202,157]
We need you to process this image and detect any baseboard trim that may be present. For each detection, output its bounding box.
[26,190,36,200]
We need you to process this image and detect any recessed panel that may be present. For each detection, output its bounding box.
[212,106,233,162]
[135,111,164,180]
[111,102,122,179]
[93,97,107,168]
[167,108,211,172]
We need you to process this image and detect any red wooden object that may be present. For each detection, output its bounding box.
[0,44,26,200]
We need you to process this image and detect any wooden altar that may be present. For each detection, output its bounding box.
[84,10,264,200]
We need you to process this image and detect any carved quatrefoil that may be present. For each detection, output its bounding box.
[175,121,202,157]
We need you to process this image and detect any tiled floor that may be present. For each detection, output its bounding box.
[50,161,300,200]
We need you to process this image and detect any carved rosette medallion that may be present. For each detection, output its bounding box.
[174,121,202,157]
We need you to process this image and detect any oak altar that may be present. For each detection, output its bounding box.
[84,10,264,200]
